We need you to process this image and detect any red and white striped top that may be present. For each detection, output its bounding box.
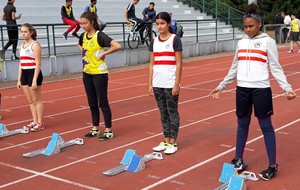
[152,34,177,88]
[19,41,37,69]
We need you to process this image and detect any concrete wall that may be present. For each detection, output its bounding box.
[0,39,238,83]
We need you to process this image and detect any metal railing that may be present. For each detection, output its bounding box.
[178,0,244,27]
[0,18,244,59]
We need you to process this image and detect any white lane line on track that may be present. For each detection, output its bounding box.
[141,118,300,190]
[0,162,101,190]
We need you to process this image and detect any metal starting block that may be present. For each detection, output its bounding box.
[0,123,29,138]
[214,163,259,190]
[23,133,84,158]
[103,149,163,176]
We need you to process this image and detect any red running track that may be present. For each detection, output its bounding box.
[0,45,299,190]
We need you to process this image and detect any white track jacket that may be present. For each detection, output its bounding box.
[217,33,292,93]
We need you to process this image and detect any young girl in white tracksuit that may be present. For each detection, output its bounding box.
[210,4,296,181]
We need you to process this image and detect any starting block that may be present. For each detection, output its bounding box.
[0,123,29,138]
[214,163,259,190]
[103,149,163,176]
[23,133,84,158]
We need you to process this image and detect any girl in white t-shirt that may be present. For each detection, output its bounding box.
[148,12,182,154]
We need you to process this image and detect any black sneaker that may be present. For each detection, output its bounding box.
[231,158,248,171]
[84,129,100,138]
[72,32,80,39]
[98,130,113,141]
[62,32,68,40]
[259,164,278,181]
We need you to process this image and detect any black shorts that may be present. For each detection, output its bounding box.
[290,31,299,42]
[236,86,273,119]
[21,69,43,86]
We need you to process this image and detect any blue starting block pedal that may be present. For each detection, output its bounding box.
[0,123,29,138]
[103,149,163,176]
[214,163,259,190]
[126,155,145,173]
[23,133,84,158]
[227,176,246,190]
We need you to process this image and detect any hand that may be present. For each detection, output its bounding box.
[209,88,221,99]
[98,53,106,61]
[287,90,296,100]
[172,85,180,96]
[148,85,154,96]
[17,81,22,90]
[31,81,37,89]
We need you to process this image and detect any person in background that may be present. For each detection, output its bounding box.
[125,0,145,42]
[61,0,81,40]
[84,0,106,31]
[282,12,291,43]
[288,13,300,53]
[148,12,183,155]
[140,2,156,44]
[2,0,21,60]
[169,12,177,33]
[274,12,283,43]
[18,23,45,132]
[78,12,121,140]
[210,3,296,181]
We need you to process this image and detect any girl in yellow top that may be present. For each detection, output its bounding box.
[288,13,300,53]
[78,12,121,140]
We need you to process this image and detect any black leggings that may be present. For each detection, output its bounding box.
[3,25,18,54]
[83,73,112,128]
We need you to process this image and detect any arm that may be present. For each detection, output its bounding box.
[31,42,42,89]
[17,65,22,90]
[124,9,130,23]
[98,40,121,61]
[210,45,239,98]
[267,38,296,99]
[148,52,154,96]
[172,50,182,96]
[2,12,6,21]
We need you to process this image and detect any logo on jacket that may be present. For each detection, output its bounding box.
[254,42,262,48]
[166,43,171,49]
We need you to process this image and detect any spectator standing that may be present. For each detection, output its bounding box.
[274,12,284,43]
[282,12,291,43]
[84,0,106,31]
[288,13,300,53]
[1,0,21,60]
[61,0,81,40]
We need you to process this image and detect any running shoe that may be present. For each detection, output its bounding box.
[30,123,45,132]
[153,141,168,152]
[23,122,36,130]
[231,158,248,171]
[72,32,80,39]
[84,129,100,138]
[62,32,68,40]
[164,143,178,154]
[98,130,113,141]
[259,164,278,180]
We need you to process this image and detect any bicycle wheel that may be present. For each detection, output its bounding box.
[127,32,140,49]
[145,31,157,46]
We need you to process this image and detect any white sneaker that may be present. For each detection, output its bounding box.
[164,143,178,154]
[23,122,36,130]
[153,141,168,151]
[288,50,293,54]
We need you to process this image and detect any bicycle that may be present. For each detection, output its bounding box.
[127,22,157,49]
